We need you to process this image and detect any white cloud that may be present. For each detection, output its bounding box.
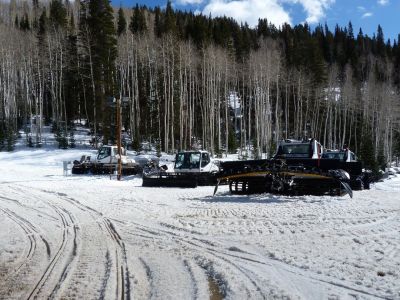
[201,0,334,28]
[285,0,335,24]
[177,0,204,4]
[202,0,292,27]
[377,0,389,5]
[362,12,373,18]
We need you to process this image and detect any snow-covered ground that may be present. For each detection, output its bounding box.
[0,147,399,299]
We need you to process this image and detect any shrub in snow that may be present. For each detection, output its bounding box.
[69,131,76,148]
[55,129,68,149]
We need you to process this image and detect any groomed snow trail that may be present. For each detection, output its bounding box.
[0,149,399,299]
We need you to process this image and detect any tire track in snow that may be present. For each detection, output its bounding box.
[155,221,262,297]
[0,208,37,262]
[0,193,58,222]
[7,208,52,258]
[36,188,132,300]
[66,196,132,300]
[216,244,394,300]
[122,221,261,298]
[124,219,392,299]
[159,224,259,297]
[0,205,51,278]
[99,250,112,300]
[0,193,60,299]
[179,197,400,298]
[183,259,199,299]
[180,237,261,298]
[7,185,187,299]
[0,207,38,288]
[47,206,80,299]
[102,219,126,300]
[103,218,212,299]
[27,203,77,300]
[103,218,133,300]
[137,257,153,299]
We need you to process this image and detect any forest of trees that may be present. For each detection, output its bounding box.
[0,0,400,170]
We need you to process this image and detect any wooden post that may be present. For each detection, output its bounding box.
[117,98,122,180]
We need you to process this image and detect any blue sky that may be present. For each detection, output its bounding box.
[114,0,399,42]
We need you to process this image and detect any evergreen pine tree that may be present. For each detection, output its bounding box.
[130,4,147,34]
[394,36,400,85]
[6,128,16,152]
[132,136,140,151]
[69,131,76,148]
[37,8,47,59]
[49,0,67,29]
[20,13,30,31]
[154,6,162,37]
[376,25,386,57]
[257,18,270,38]
[394,131,400,158]
[309,38,327,85]
[322,23,334,63]
[346,22,358,68]
[156,139,161,157]
[38,8,47,36]
[27,135,34,147]
[377,144,386,170]
[65,14,80,121]
[117,7,126,36]
[164,0,176,34]
[80,0,117,142]
[87,0,117,89]
[188,14,210,48]
[228,125,237,153]
[55,125,68,149]
[0,122,4,151]
[252,138,259,159]
[359,132,378,173]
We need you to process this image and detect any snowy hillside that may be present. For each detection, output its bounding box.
[0,147,399,299]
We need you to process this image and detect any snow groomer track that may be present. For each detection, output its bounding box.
[0,150,399,299]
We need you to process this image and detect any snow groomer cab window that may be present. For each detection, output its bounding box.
[201,152,210,167]
[175,152,201,169]
[97,146,111,160]
[190,153,201,168]
[282,144,310,157]
[175,153,187,169]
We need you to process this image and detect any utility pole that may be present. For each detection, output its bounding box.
[107,95,129,181]
[116,97,122,180]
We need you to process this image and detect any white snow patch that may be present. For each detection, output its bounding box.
[0,142,399,298]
